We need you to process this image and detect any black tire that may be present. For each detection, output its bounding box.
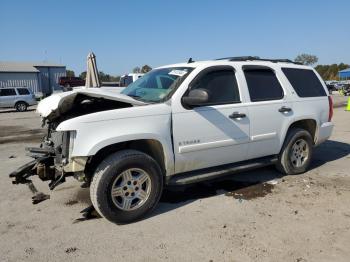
[90,149,163,224]
[64,84,70,88]
[276,128,313,175]
[15,101,28,112]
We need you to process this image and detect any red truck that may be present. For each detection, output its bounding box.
[59,77,85,88]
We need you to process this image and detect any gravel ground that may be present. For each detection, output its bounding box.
[0,100,349,262]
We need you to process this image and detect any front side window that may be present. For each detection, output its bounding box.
[244,68,284,102]
[0,88,16,96]
[190,69,240,105]
[282,68,327,97]
[17,88,30,95]
[122,67,193,103]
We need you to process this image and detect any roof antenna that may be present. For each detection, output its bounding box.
[187,57,194,63]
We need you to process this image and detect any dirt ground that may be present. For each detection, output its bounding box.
[0,97,349,262]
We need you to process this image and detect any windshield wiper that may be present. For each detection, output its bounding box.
[127,94,142,100]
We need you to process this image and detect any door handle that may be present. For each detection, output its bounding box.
[278,106,292,113]
[229,112,246,119]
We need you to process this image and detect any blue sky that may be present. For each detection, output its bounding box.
[0,0,349,76]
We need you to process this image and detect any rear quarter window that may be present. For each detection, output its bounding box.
[282,68,327,97]
[17,88,30,95]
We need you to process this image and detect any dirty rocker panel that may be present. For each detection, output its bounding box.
[166,155,278,185]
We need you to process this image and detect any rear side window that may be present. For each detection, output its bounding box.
[17,88,30,95]
[191,69,240,105]
[244,68,284,102]
[0,89,16,96]
[282,68,327,97]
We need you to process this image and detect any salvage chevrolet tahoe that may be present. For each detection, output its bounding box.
[10,57,334,224]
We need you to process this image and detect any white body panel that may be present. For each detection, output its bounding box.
[56,103,175,175]
[172,104,250,173]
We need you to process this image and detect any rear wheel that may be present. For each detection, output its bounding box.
[276,128,313,175]
[90,150,163,224]
[15,101,27,112]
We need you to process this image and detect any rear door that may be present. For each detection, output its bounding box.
[243,66,293,159]
[0,88,17,107]
[172,66,250,173]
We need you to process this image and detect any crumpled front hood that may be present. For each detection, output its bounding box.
[37,88,146,119]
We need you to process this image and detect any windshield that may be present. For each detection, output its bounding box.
[121,67,193,102]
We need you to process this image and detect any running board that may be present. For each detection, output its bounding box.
[166,156,278,185]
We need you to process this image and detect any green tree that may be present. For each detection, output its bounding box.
[79,71,87,80]
[141,65,152,73]
[315,63,349,80]
[98,71,120,82]
[133,67,141,73]
[66,69,75,77]
[294,54,318,66]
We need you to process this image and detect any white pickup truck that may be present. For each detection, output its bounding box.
[10,56,334,224]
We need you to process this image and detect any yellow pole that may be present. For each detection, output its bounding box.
[346,97,350,111]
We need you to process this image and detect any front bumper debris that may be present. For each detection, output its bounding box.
[9,157,51,204]
[9,146,69,204]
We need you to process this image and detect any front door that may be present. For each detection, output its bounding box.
[172,66,250,174]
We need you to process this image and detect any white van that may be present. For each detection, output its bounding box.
[119,73,144,87]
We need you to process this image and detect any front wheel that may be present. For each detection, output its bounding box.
[90,150,163,224]
[276,128,313,175]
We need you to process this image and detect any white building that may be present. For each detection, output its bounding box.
[0,62,66,95]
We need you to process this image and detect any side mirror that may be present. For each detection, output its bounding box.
[182,89,209,106]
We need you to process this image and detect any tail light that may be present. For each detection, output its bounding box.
[328,96,333,122]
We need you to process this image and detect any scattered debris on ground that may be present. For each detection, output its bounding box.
[65,247,78,254]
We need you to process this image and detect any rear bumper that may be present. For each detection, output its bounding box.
[316,122,334,145]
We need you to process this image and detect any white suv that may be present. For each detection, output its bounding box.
[10,57,334,224]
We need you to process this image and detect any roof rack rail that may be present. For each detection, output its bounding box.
[216,56,303,65]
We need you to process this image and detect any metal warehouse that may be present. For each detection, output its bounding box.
[339,68,350,80]
[0,62,66,95]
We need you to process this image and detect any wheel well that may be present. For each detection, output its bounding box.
[15,101,28,106]
[85,139,166,179]
[288,119,317,142]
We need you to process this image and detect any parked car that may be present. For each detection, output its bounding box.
[339,84,350,96]
[334,82,345,90]
[10,57,334,224]
[59,76,85,88]
[101,82,120,87]
[119,73,144,87]
[326,84,336,94]
[0,87,37,112]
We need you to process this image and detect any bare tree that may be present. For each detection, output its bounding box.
[295,54,318,66]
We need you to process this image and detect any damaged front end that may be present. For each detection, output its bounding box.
[9,88,143,204]
[9,130,79,204]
